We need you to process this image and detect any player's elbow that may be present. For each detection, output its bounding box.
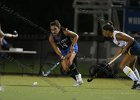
[49,36,52,43]
[0,32,4,38]
[75,34,79,40]
[129,38,134,45]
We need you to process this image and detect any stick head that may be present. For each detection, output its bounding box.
[42,70,50,77]
[87,62,112,82]
[87,65,99,82]
[87,77,93,82]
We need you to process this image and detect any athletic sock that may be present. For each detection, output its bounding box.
[133,68,140,80]
[70,74,76,80]
[69,63,79,80]
[123,66,138,81]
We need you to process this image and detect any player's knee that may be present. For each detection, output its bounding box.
[119,65,125,70]
[62,67,69,72]
[61,64,69,72]
[69,63,76,70]
[67,60,73,67]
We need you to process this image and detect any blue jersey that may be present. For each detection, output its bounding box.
[52,28,78,56]
[52,29,72,50]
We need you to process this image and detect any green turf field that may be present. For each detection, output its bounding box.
[0,75,140,100]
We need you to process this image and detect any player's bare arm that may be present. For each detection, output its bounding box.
[64,29,79,52]
[111,47,123,61]
[49,35,63,58]
[0,28,18,38]
[0,29,5,38]
[64,29,79,46]
[116,33,134,53]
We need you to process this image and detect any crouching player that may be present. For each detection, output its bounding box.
[49,20,83,86]
[102,21,140,89]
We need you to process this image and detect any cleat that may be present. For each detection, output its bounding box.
[73,74,83,87]
[131,81,137,89]
[136,83,140,90]
[73,80,83,87]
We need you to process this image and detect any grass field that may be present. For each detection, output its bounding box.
[0,75,140,100]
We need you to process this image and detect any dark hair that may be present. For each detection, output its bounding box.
[103,21,114,32]
[50,20,61,28]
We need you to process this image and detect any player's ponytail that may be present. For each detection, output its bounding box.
[103,21,114,32]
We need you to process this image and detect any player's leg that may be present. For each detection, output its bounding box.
[66,54,77,80]
[60,56,76,80]
[128,56,140,80]
[60,52,78,80]
[60,49,71,72]
[128,56,140,89]
[61,59,69,71]
[67,52,83,86]
[1,38,10,50]
[120,54,140,89]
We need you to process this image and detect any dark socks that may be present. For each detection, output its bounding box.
[68,63,79,80]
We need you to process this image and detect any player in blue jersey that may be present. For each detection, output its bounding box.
[49,20,83,86]
[102,21,140,89]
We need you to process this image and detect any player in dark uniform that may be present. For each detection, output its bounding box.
[0,25,18,91]
[49,20,83,86]
[0,25,18,48]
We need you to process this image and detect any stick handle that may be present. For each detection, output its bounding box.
[108,53,122,65]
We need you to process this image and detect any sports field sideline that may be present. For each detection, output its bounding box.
[0,75,140,100]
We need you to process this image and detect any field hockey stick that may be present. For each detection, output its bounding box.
[41,50,75,77]
[87,53,122,82]
[42,61,60,76]
[108,53,122,65]
[13,30,18,37]
[41,55,67,77]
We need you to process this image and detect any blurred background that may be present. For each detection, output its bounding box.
[0,0,140,77]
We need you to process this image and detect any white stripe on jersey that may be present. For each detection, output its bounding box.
[113,31,128,48]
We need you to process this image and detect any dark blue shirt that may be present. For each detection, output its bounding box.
[52,29,72,50]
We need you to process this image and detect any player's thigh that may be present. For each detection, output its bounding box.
[128,56,137,69]
[68,51,76,65]
[61,60,69,71]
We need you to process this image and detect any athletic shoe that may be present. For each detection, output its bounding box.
[135,83,140,90]
[73,74,84,87]
[73,80,83,87]
[131,81,137,89]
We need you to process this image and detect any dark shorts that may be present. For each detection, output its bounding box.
[60,43,78,56]
[1,38,9,49]
[128,40,140,56]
